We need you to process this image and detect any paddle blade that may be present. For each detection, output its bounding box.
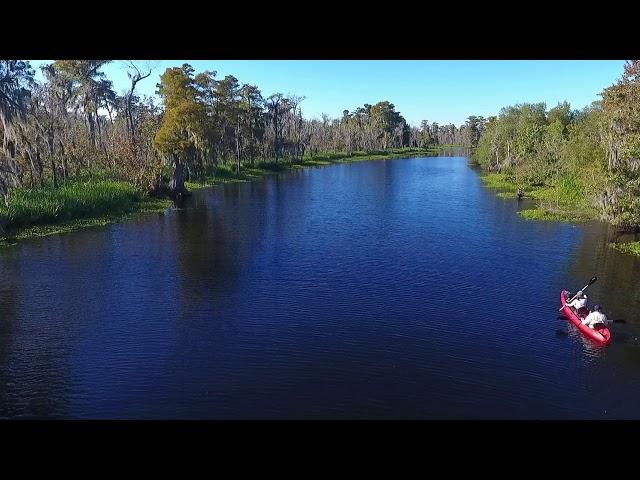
[588,276,598,285]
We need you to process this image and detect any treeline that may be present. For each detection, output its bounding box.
[317,110,487,155]
[0,60,164,204]
[0,60,479,205]
[474,60,640,229]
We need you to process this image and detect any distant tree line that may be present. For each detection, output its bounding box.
[1,60,481,203]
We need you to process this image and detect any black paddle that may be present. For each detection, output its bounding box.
[559,276,597,312]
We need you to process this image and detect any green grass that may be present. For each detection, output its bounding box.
[480,173,521,193]
[610,241,640,257]
[1,146,452,247]
[185,162,284,190]
[186,147,444,191]
[528,176,586,207]
[1,180,145,229]
[5,200,169,241]
[481,172,597,223]
[0,180,171,248]
[518,207,592,222]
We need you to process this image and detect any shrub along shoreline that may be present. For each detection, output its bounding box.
[0,181,171,248]
[479,172,640,256]
[480,172,597,222]
[471,62,640,257]
[185,147,449,190]
[0,147,444,248]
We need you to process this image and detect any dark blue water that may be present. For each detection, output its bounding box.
[2,156,640,419]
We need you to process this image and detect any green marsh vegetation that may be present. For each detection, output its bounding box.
[0,60,469,247]
[7,59,639,257]
[610,241,640,256]
[184,147,446,190]
[474,61,640,254]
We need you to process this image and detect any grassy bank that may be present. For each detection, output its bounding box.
[480,173,597,223]
[0,180,171,248]
[480,172,640,257]
[610,241,640,256]
[1,147,444,248]
[186,147,446,190]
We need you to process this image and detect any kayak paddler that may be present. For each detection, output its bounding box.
[582,304,609,329]
[564,290,588,316]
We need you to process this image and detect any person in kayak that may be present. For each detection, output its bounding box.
[566,291,589,316]
[582,304,609,329]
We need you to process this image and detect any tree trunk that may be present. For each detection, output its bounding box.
[86,111,96,150]
[25,148,37,188]
[235,116,241,174]
[249,116,255,166]
[96,113,103,149]
[50,154,58,188]
[61,154,69,181]
[35,149,44,188]
[169,156,187,197]
[127,96,135,139]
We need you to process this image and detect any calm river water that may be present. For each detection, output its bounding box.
[1,155,640,419]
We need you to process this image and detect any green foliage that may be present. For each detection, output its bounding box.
[0,196,170,247]
[480,173,520,192]
[555,175,585,206]
[600,60,640,228]
[610,241,640,256]
[0,179,144,230]
[547,101,573,134]
[475,97,617,225]
[155,64,209,160]
[518,207,591,223]
[185,148,440,191]
[481,172,596,223]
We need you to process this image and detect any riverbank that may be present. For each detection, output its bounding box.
[480,172,640,256]
[0,147,445,249]
[481,173,597,222]
[0,180,171,249]
[185,147,449,190]
[610,241,640,256]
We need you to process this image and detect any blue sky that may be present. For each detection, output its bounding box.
[28,60,625,127]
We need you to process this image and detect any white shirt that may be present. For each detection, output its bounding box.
[583,311,608,328]
[568,296,587,309]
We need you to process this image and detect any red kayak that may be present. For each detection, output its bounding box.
[560,290,611,346]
